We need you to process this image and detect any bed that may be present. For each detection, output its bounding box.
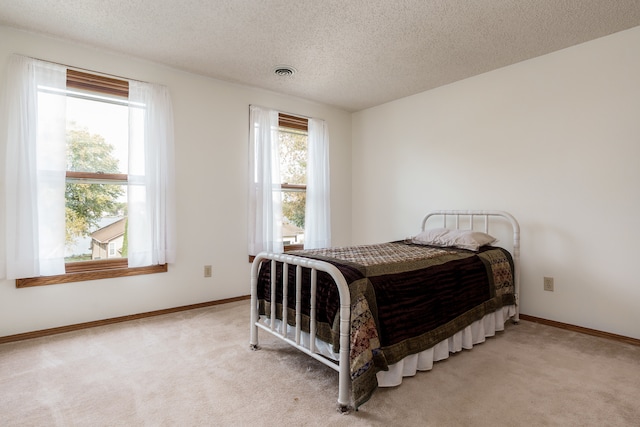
[249,210,520,412]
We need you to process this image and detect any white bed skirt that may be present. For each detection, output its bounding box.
[377,304,516,387]
[258,304,516,387]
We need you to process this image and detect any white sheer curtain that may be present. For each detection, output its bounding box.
[1,55,67,279]
[127,81,177,267]
[304,118,331,249]
[248,105,283,255]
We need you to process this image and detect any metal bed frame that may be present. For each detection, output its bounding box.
[249,210,520,412]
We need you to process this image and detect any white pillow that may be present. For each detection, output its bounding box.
[411,228,497,251]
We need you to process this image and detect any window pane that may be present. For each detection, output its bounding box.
[281,189,305,246]
[65,91,129,265]
[66,94,128,174]
[65,183,127,263]
[278,127,307,246]
[278,128,307,185]
[278,126,307,246]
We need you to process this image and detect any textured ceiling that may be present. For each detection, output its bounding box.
[1,0,640,112]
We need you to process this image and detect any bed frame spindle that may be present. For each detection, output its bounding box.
[281,263,288,335]
[295,265,302,345]
[309,269,317,353]
[270,260,277,332]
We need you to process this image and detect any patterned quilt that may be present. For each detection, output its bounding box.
[256,241,515,408]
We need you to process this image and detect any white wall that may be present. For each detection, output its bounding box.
[352,26,640,339]
[0,26,352,337]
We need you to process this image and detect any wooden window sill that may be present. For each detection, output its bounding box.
[16,263,167,288]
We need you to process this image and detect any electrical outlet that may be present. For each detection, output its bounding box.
[204,265,212,278]
[543,276,554,292]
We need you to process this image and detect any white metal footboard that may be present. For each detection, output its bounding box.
[249,253,352,411]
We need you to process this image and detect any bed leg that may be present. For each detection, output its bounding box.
[249,322,260,350]
[336,404,352,414]
[512,313,520,325]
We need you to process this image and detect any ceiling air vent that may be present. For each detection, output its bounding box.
[273,65,297,77]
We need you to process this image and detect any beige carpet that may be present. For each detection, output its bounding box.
[1,300,639,426]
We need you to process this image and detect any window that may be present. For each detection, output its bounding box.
[248,105,330,258]
[109,242,117,257]
[65,70,129,266]
[2,55,176,286]
[278,114,308,250]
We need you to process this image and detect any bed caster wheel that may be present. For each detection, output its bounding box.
[249,344,260,351]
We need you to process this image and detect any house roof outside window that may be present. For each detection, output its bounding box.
[91,217,126,244]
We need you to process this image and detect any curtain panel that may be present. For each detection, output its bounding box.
[248,105,283,255]
[1,55,67,279]
[127,81,177,267]
[304,118,331,250]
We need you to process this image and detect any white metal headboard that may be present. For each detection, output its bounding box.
[421,210,520,322]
